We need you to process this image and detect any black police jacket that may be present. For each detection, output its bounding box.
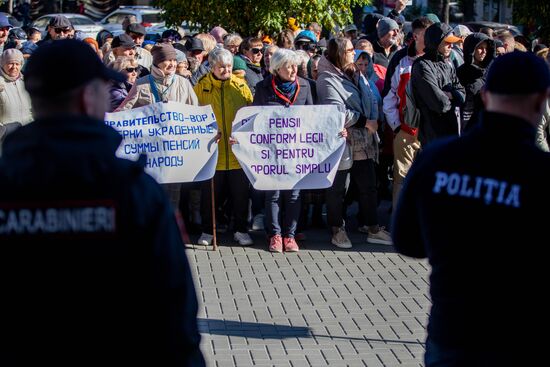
[392,111,549,361]
[0,115,205,366]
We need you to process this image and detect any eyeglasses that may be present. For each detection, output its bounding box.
[125,67,138,73]
[250,48,263,54]
[54,27,71,34]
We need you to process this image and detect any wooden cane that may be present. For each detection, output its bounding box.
[210,178,218,251]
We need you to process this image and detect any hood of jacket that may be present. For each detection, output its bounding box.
[423,22,454,61]
[317,55,345,79]
[462,32,495,68]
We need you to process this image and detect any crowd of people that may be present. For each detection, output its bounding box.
[1,5,549,255]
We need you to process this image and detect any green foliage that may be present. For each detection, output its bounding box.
[513,1,550,42]
[153,0,371,36]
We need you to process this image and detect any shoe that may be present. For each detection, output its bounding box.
[234,231,254,246]
[283,237,299,252]
[197,232,213,246]
[252,214,265,231]
[367,227,393,245]
[357,225,369,233]
[331,228,352,249]
[269,235,283,253]
[295,232,306,241]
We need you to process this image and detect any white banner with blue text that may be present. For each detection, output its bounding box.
[231,105,345,190]
[105,101,218,183]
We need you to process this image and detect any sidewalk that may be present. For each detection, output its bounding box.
[186,207,430,366]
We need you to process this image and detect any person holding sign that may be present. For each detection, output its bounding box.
[317,37,392,249]
[252,48,314,253]
[194,48,254,246]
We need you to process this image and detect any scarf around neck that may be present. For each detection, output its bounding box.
[273,75,298,103]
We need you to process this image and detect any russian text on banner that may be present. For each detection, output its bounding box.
[231,105,345,190]
[105,101,218,183]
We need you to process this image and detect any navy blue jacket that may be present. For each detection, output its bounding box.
[392,111,548,361]
[0,115,205,366]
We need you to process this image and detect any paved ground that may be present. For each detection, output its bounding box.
[186,203,431,366]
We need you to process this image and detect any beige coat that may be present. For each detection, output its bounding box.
[117,66,198,110]
[0,71,32,127]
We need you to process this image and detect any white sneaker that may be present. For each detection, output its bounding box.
[234,231,254,246]
[197,232,213,246]
[331,228,352,249]
[252,214,265,231]
[367,227,393,245]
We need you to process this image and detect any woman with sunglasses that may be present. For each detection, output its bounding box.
[236,37,264,95]
[317,37,392,249]
[107,56,139,112]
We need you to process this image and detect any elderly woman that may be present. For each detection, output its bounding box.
[0,49,32,143]
[107,56,139,112]
[193,47,254,247]
[117,43,198,209]
[251,49,313,253]
[317,37,391,249]
[223,33,243,55]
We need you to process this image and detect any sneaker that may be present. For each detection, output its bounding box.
[269,235,283,253]
[357,225,369,233]
[331,228,352,249]
[367,227,393,245]
[234,231,254,246]
[197,232,213,246]
[283,237,299,252]
[252,214,265,231]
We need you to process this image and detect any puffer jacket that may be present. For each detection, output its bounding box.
[117,65,198,110]
[194,73,253,170]
[410,22,465,146]
[108,80,133,112]
[0,70,32,127]
[316,56,379,170]
[457,33,495,131]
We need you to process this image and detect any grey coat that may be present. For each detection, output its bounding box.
[316,56,379,170]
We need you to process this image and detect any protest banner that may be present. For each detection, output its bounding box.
[231,105,345,190]
[105,101,218,184]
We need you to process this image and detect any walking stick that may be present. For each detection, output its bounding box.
[210,178,218,251]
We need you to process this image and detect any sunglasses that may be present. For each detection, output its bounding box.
[54,27,71,34]
[125,67,138,73]
[250,47,263,54]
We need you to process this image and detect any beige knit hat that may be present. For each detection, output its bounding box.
[1,48,24,67]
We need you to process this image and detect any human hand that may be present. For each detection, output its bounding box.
[229,136,238,145]
[339,129,348,138]
[215,132,222,143]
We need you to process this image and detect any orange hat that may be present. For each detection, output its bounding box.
[262,35,273,44]
[83,37,99,52]
[443,33,462,43]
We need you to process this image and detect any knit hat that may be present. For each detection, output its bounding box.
[424,13,441,23]
[1,48,24,66]
[151,43,177,66]
[486,51,550,95]
[175,49,187,64]
[232,56,248,71]
[377,17,399,38]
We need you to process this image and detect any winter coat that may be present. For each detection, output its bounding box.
[108,80,133,112]
[410,23,465,146]
[190,61,211,86]
[0,115,205,366]
[252,74,313,106]
[117,66,198,110]
[194,73,253,171]
[237,55,263,95]
[0,70,32,128]
[316,56,379,169]
[457,33,495,131]
[364,33,399,68]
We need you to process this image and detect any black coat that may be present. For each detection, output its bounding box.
[253,75,313,106]
[410,23,465,146]
[0,116,205,366]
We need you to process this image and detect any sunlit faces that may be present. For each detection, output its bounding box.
[277,62,297,82]
[2,61,21,78]
[212,62,232,81]
[157,59,177,75]
[438,40,454,58]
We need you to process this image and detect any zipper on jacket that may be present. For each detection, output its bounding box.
[221,80,229,169]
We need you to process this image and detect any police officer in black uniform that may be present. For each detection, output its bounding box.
[0,40,205,366]
[392,52,550,366]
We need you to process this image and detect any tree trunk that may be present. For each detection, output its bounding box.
[443,0,450,24]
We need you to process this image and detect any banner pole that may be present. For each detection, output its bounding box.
[210,178,218,251]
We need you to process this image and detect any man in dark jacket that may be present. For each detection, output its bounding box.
[410,22,465,146]
[0,39,205,367]
[392,51,550,366]
[457,32,495,131]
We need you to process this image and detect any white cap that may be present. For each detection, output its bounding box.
[453,24,472,38]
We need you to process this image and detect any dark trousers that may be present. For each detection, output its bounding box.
[265,190,300,238]
[350,159,379,227]
[325,169,349,228]
[201,169,249,234]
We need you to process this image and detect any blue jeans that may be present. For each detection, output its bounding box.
[265,190,300,237]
